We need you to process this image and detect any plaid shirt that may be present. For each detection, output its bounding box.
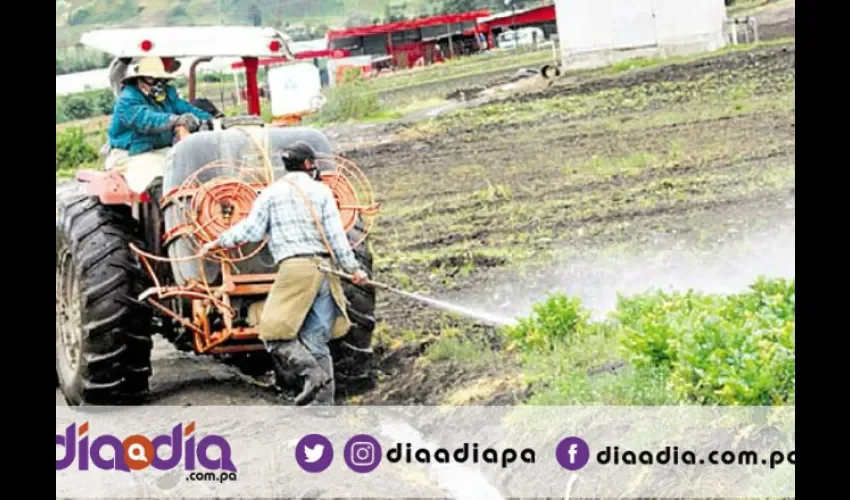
[214,171,361,273]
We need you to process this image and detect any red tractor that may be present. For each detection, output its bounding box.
[55,27,380,405]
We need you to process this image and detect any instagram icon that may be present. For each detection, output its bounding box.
[343,434,382,473]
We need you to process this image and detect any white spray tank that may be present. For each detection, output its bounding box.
[267,61,325,120]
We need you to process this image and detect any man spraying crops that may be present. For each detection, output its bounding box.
[201,141,368,406]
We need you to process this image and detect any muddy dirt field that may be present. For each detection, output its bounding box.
[350,44,794,318]
[57,10,794,409]
[345,41,795,404]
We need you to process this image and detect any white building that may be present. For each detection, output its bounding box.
[56,68,111,96]
[553,0,728,70]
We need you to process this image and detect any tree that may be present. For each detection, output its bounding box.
[56,0,71,21]
[441,0,480,14]
[383,1,407,22]
[345,12,372,28]
[441,0,519,14]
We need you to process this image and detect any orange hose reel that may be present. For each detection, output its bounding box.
[131,154,380,353]
[316,155,380,248]
[158,154,379,262]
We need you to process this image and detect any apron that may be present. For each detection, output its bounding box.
[257,256,352,342]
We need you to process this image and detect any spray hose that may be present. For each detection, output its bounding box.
[317,265,517,328]
[317,265,391,291]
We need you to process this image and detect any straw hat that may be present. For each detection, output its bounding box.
[122,57,176,82]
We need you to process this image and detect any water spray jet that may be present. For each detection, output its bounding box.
[318,265,517,328]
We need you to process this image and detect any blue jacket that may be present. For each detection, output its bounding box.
[107,85,213,155]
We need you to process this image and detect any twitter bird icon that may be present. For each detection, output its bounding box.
[295,434,334,473]
[304,444,324,463]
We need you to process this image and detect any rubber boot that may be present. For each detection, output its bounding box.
[271,340,330,406]
[268,348,295,393]
[309,355,335,406]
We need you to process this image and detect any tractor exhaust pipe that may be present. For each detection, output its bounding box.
[318,265,516,328]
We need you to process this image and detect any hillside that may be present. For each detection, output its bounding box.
[54,0,781,74]
[54,0,516,48]
[55,0,541,76]
[56,0,378,46]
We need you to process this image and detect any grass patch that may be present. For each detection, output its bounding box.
[363,47,554,95]
[422,333,501,371]
[308,68,396,124]
[526,363,679,405]
[608,57,665,74]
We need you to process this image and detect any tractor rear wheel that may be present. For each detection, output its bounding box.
[332,218,377,381]
[55,187,154,405]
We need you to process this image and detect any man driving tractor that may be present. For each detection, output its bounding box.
[108,56,181,96]
[104,56,213,170]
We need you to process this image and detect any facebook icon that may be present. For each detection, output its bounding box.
[556,436,590,470]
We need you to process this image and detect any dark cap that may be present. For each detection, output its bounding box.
[281,141,318,166]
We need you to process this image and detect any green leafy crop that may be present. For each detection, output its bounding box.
[612,277,795,405]
[56,126,98,172]
[503,277,794,406]
[502,293,591,351]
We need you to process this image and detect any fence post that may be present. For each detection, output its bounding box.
[551,34,559,64]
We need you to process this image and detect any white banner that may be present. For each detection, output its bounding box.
[56,405,795,499]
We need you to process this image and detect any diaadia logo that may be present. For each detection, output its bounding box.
[56,422,237,473]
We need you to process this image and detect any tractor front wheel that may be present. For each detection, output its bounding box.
[55,188,154,405]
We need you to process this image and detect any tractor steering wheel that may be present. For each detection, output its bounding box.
[174,118,216,144]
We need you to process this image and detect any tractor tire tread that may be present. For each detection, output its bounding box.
[334,217,377,378]
[56,186,154,405]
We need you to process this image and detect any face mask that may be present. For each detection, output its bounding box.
[151,80,168,102]
[143,79,167,102]
[306,161,320,180]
